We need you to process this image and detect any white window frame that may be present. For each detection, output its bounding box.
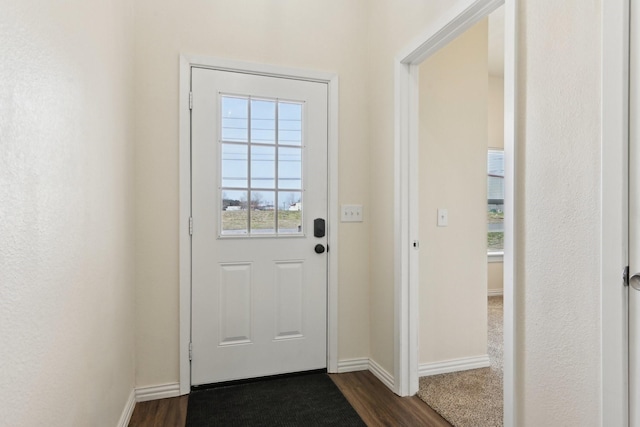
[487,148,505,262]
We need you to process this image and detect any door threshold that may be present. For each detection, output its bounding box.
[191,368,328,391]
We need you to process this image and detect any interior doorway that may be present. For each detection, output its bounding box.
[414,12,504,426]
[393,0,516,425]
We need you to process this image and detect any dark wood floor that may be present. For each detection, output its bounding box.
[129,393,188,427]
[128,370,451,427]
[330,371,451,427]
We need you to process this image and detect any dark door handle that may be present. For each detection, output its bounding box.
[314,244,326,254]
[314,218,326,238]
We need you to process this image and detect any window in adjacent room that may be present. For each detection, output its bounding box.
[487,149,504,257]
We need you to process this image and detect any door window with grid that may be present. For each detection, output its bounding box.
[219,95,304,236]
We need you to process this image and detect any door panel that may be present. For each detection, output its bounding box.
[190,67,328,385]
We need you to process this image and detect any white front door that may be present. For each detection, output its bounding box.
[631,2,640,424]
[190,67,328,386]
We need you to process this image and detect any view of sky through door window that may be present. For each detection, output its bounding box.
[220,95,303,235]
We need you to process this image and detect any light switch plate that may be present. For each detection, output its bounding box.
[437,208,448,227]
[341,204,363,222]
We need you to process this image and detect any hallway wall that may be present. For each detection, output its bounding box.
[133,0,371,387]
[0,1,136,425]
[517,1,601,424]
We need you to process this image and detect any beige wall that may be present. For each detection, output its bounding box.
[134,0,371,386]
[517,1,601,424]
[418,19,489,364]
[488,261,504,292]
[0,1,136,426]
[489,75,505,149]
[488,75,504,292]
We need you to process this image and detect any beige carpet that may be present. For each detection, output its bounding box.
[417,296,503,427]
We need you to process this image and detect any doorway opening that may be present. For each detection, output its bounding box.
[393,0,516,425]
[414,10,504,426]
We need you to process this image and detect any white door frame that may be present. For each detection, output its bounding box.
[392,0,515,424]
[178,55,340,394]
[392,0,630,425]
[602,0,631,425]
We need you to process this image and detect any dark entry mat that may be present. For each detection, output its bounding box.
[186,373,366,426]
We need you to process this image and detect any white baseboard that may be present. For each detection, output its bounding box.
[418,354,490,377]
[368,358,395,391]
[337,358,369,373]
[336,358,395,393]
[135,382,181,402]
[488,289,503,296]
[117,389,136,427]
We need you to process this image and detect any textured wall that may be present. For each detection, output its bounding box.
[0,1,136,426]
[133,0,371,387]
[418,19,489,364]
[517,0,601,424]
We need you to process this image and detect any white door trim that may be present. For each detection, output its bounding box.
[178,55,339,395]
[602,0,630,425]
[393,1,516,426]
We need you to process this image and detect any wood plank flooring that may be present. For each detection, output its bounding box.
[128,394,188,427]
[330,371,451,427]
[128,370,451,427]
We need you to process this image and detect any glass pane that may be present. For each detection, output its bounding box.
[278,102,302,146]
[278,191,303,234]
[221,190,248,235]
[251,99,276,144]
[487,150,504,251]
[278,147,302,190]
[221,143,248,187]
[251,145,275,189]
[221,96,248,142]
[250,191,275,234]
[487,149,504,177]
[488,198,504,250]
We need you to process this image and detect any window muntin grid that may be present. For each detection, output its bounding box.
[219,95,304,236]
